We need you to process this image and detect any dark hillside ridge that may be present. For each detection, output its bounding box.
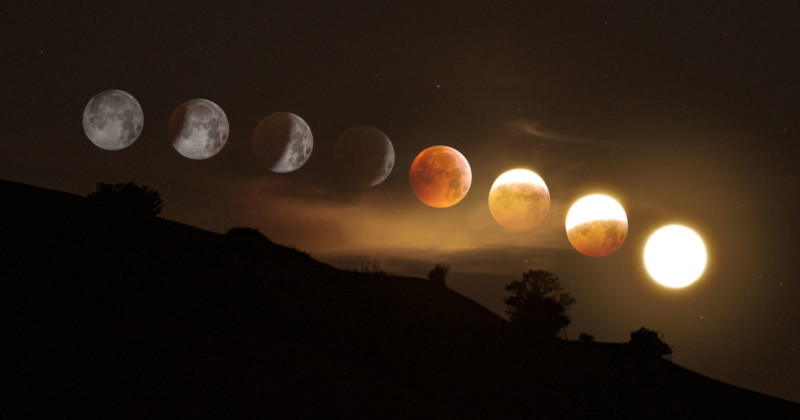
[2,179,798,418]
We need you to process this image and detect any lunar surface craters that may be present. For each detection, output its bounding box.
[83,89,143,150]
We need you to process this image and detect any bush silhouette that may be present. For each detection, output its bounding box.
[578,333,595,343]
[428,264,449,286]
[504,270,576,340]
[629,327,673,357]
[87,182,164,218]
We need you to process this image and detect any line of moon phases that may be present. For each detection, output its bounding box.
[82,92,711,289]
[168,99,229,160]
[644,224,707,288]
[409,145,472,208]
[334,126,395,188]
[83,89,143,151]
[565,194,628,257]
[252,112,313,173]
[488,169,551,231]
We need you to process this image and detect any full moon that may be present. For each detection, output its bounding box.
[168,99,229,159]
[334,126,395,187]
[488,169,550,231]
[252,112,313,173]
[409,146,472,208]
[82,89,143,151]
[565,194,628,257]
[644,225,707,288]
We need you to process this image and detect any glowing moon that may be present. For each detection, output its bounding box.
[168,99,229,159]
[334,126,395,187]
[565,194,628,257]
[252,112,313,173]
[82,89,143,150]
[644,225,707,288]
[409,145,472,208]
[488,169,550,231]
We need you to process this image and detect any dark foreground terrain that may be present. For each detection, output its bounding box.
[2,180,798,418]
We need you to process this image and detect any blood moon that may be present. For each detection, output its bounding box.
[409,146,472,208]
[565,194,628,257]
[488,169,550,231]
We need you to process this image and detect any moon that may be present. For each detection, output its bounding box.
[168,99,229,160]
[82,89,143,151]
[644,225,707,288]
[252,112,313,173]
[488,169,550,231]
[565,194,628,257]
[409,145,472,208]
[334,126,395,187]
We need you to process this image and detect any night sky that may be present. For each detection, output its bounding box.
[3,1,799,402]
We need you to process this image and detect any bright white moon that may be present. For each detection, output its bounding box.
[82,89,143,150]
[644,225,707,288]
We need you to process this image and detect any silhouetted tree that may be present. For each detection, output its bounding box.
[504,270,576,340]
[428,264,449,286]
[629,327,673,357]
[578,333,595,343]
[87,182,164,218]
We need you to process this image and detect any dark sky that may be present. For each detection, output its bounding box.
[3,1,799,402]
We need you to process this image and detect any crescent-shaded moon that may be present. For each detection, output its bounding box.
[252,112,313,173]
[168,99,229,160]
[334,126,395,187]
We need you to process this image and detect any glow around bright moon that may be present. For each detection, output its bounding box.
[168,99,229,160]
[82,89,143,151]
[565,194,628,257]
[644,225,707,288]
[488,169,550,231]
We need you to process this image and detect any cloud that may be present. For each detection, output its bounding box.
[509,118,620,147]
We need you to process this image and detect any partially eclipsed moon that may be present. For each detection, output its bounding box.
[83,89,143,151]
[252,112,313,173]
[565,194,628,257]
[644,225,707,288]
[488,169,550,231]
[168,99,229,159]
[409,145,472,208]
[334,126,395,187]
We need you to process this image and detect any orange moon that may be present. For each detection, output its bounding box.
[565,194,628,257]
[409,145,472,208]
[488,169,550,231]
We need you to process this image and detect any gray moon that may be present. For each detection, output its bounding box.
[334,126,395,188]
[252,112,313,173]
[168,99,229,160]
[82,89,143,151]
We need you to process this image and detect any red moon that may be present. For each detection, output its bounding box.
[409,145,472,208]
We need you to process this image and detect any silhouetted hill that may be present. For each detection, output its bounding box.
[2,179,798,418]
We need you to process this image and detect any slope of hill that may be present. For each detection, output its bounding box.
[2,179,798,418]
